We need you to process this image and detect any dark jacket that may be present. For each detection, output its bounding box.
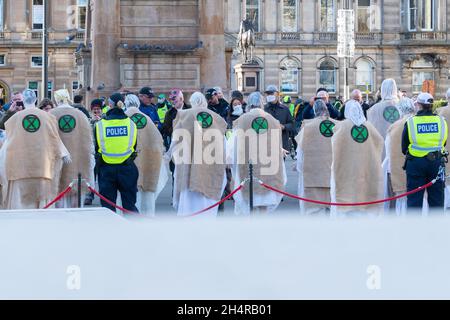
[0,110,17,130]
[72,103,91,119]
[139,103,161,131]
[264,102,295,151]
[303,102,339,120]
[162,103,191,150]
[338,101,371,120]
[208,100,229,121]
[93,108,138,166]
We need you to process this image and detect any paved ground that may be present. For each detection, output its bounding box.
[155,158,300,215]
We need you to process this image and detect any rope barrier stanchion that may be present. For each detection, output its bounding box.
[85,182,135,215]
[259,179,436,207]
[43,182,75,209]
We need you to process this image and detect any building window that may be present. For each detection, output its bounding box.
[32,0,44,30]
[320,0,335,32]
[318,58,337,93]
[357,0,372,32]
[280,58,300,94]
[31,56,43,68]
[0,54,5,66]
[28,81,39,100]
[245,0,260,32]
[77,0,87,30]
[282,0,297,32]
[411,58,434,93]
[408,0,435,31]
[355,58,374,93]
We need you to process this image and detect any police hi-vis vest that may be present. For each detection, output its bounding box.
[157,104,169,124]
[96,118,137,164]
[407,115,448,157]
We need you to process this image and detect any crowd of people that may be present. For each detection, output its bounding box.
[0,78,448,216]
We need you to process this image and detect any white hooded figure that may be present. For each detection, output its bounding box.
[226,92,286,215]
[50,89,95,208]
[124,94,168,216]
[367,79,401,141]
[382,98,421,215]
[330,99,385,216]
[169,92,227,217]
[296,99,336,215]
[0,89,70,209]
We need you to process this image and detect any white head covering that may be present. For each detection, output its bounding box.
[344,100,366,126]
[54,89,71,106]
[247,92,264,111]
[381,78,399,101]
[313,99,330,117]
[190,92,208,109]
[22,89,37,107]
[125,94,140,110]
[397,97,416,117]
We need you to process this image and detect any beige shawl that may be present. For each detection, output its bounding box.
[332,120,384,211]
[233,109,284,198]
[387,117,408,193]
[126,107,164,192]
[5,108,63,181]
[173,107,227,201]
[50,106,93,192]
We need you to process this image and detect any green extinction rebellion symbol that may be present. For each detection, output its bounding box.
[383,106,400,124]
[58,115,76,133]
[351,125,369,143]
[22,115,41,133]
[197,112,213,129]
[252,117,269,134]
[130,113,147,129]
[319,120,335,138]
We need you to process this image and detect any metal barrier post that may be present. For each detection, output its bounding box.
[249,163,254,213]
[78,173,82,208]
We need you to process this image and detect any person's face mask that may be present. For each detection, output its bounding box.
[266,95,277,103]
[158,98,164,104]
[232,105,243,116]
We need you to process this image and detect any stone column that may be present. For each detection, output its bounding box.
[199,0,227,91]
[89,0,120,101]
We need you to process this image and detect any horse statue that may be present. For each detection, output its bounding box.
[237,17,256,63]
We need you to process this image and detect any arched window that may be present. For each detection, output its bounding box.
[355,58,374,93]
[411,58,435,93]
[280,58,300,94]
[318,58,337,93]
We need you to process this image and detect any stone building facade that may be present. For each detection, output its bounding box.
[0,0,85,102]
[77,0,450,101]
[77,0,227,102]
[225,0,450,100]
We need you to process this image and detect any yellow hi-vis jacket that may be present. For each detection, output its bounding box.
[96,118,137,164]
[407,115,448,157]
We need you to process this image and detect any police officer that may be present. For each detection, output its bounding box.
[94,93,139,213]
[156,94,171,124]
[402,92,448,209]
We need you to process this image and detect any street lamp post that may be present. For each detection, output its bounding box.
[42,0,49,100]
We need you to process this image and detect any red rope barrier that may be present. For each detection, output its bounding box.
[87,186,135,215]
[187,185,244,217]
[43,184,74,209]
[260,180,436,207]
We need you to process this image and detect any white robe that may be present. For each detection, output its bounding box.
[0,132,70,209]
[383,135,429,216]
[136,161,169,216]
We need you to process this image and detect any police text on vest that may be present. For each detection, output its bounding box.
[417,123,439,134]
[106,126,128,137]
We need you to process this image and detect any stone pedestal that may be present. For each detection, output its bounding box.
[234,62,263,94]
